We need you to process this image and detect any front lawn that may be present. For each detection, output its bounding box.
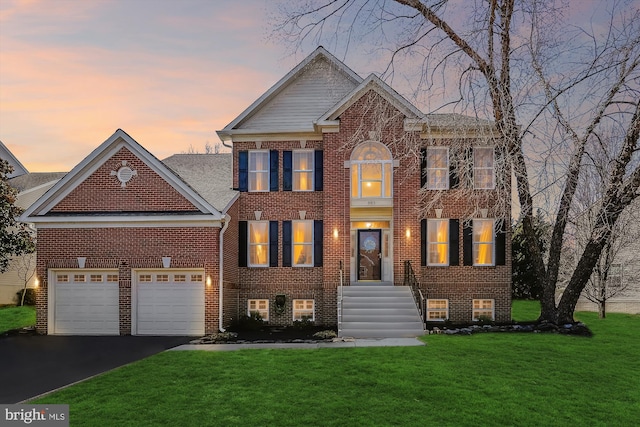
[33,302,640,426]
[0,305,36,334]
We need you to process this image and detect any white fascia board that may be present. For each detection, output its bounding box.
[220,192,240,216]
[22,129,223,220]
[218,47,363,134]
[31,215,222,229]
[314,120,341,133]
[221,131,324,143]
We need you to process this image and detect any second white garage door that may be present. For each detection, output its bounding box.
[134,271,205,336]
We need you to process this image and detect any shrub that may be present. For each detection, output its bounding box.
[15,289,36,306]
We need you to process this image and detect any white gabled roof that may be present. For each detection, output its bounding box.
[21,129,224,223]
[0,140,29,178]
[315,73,426,128]
[217,46,363,140]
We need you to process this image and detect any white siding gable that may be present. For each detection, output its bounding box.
[237,56,359,132]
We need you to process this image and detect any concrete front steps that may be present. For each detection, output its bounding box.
[339,285,425,338]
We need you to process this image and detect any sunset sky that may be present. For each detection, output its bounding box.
[0,0,608,172]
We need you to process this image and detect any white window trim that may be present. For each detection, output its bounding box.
[426,299,449,321]
[248,150,269,192]
[292,220,313,267]
[426,146,449,190]
[293,150,314,192]
[473,219,495,266]
[293,299,315,321]
[247,299,269,321]
[248,220,269,268]
[427,219,449,266]
[473,147,495,190]
[472,299,495,321]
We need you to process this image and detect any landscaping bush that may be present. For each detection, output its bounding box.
[15,289,36,306]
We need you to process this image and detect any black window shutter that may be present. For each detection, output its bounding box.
[449,150,459,189]
[269,221,278,267]
[314,220,323,267]
[283,151,292,191]
[449,219,460,266]
[314,150,323,191]
[282,221,292,267]
[270,150,279,192]
[420,219,427,266]
[239,221,248,267]
[238,151,248,192]
[420,149,427,188]
[463,221,473,266]
[495,220,507,266]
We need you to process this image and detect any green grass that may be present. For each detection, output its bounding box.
[33,302,640,426]
[0,305,36,333]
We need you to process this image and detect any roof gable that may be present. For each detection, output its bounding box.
[317,74,425,125]
[22,129,223,222]
[217,47,362,139]
[0,140,28,178]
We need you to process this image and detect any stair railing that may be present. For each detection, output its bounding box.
[404,260,426,327]
[338,260,344,337]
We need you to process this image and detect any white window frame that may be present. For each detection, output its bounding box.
[608,263,623,288]
[248,299,269,321]
[248,221,269,267]
[427,219,449,266]
[473,147,495,189]
[350,142,393,200]
[473,219,495,266]
[292,220,313,267]
[248,150,269,192]
[472,299,495,321]
[426,146,449,190]
[426,299,449,321]
[293,299,315,321]
[293,150,314,191]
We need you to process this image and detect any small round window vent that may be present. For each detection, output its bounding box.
[110,161,138,187]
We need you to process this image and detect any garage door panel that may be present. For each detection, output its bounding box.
[53,273,119,335]
[135,271,205,336]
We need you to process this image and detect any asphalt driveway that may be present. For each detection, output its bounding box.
[0,334,192,403]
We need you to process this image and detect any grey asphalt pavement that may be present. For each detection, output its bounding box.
[0,335,191,403]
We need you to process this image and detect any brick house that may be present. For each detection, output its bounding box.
[23,46,510,336]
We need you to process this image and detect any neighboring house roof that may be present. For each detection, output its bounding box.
[21,129,224,224]
[9,173,67,211]
[0,140,29,178]
[162,153,237,213]
[217,46,363,139]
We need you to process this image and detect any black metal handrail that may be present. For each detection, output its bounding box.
[404,260,426,326]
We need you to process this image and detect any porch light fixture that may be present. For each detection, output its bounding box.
[366,222,372,228]
[34,277,39,288]
[206,276,212,287]
[406,228,411,238]
[333,228,339,239]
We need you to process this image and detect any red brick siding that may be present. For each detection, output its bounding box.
[51,147,198,213]
[35,226,220,335]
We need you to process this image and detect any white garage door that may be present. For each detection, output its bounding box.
[135,271,205,336]
[52,271,119,335]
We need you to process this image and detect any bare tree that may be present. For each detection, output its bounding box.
[10,250,36,306]
[273,0,640,324]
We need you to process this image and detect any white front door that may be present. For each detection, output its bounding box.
[134,270,205,336]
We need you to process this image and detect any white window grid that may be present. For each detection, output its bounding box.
[472,299,495,321]
[293,299,315,321]
[248,299,269,321]
[249,150,269,192]
[426,146,449,190]
[426,299,449,321]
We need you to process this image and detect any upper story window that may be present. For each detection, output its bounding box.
[293,150,314,191]
[350,141,393,199]
[426,147,449,190]
[249,151,269,192]
[474,147,495,189]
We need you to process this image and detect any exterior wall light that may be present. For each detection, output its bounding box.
[206,276,212,287]
[333,228,339,239]
[406,228,411,238]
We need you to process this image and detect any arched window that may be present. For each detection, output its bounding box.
[350,141,393,199]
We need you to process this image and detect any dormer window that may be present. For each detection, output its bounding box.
[350,142,393,200]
